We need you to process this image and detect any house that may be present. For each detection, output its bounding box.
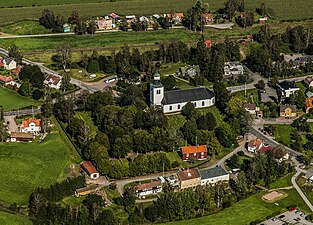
[177,168,201,190]
[178,65,200,77]
[3,58,17,70]
[75,186,96,197]
[133,180,163,197]
[202,13,214,24]
[97,19,113,30]
[81,161,100,179]
[180,145,207,161]
[276,81,299,98]
[247,138,264,153]
[307,91,313,98]
[0,75,13,84]
[304,76,313,87]
[10,132,34,142]
[126,15,136,23]
[44,74,62,89]
[223,62,244,79]
[243,103,259,115]
[20,118,41,134]
[279,105,297,118]
[204,39,213,48]
[306,97,313,113]
[258,146,289,162]
[167,12,184,24]
[256,110,263,118]
[166,174,179,187]
[259,17,268,24]
[200,167,229,186]
[150,73,215,113]
[63,23,71,33]
[12,65,23,76]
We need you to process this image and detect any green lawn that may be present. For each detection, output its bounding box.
[269,173,294,189]
[0,211,31,225]
[0,20,50,35]
[0,117,81,205]
[0,87,41,111]
[274,124,293,147]
[235,88,260,103]
[161,189,310,225]
[62,195,86,207]
[103,186,121,202]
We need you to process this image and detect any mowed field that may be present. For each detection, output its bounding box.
[0,0,126,7]
[0,118,81,205]
[0,211,31,225]
[0,0,312,26]
[0,88,41,111]
[161,189,310,225]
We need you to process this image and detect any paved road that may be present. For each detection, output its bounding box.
[292,170,313,212]
[3,108,41,116]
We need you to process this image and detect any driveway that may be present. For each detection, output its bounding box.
[4,116,18,132]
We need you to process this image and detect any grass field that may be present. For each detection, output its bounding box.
[0,87,41,111]
[0,211,31,225]
[269,173,294,189]
[161,188,310,225]
[273,124,293,147]
[0,117,81,205]
[0,0,126,7]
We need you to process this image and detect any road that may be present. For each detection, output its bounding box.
[292,170,313,212]
[0,48,102,93]
[3,108,41,116]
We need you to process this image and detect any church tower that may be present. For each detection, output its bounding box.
[149,72,164,106]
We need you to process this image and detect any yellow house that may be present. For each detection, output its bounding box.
[279,105,297,118]
[177,168,201,190]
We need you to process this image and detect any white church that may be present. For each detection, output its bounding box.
[149,73,215,113]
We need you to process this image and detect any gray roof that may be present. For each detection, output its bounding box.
[277,81,298,90]
[200,167,228,180]
[3,57,14,64]
[163,87,214,105]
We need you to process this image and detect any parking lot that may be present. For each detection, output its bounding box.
[259,209,313,225]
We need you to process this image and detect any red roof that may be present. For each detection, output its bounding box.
[181,145,207,154]
[0,75,13,83]
[134,180,162,191]
[81,161,98,175]
[204,40,212,48]
[21,118,41,128]
[259,145,275,153]
[177,168,200,181]
[0,62,4,67]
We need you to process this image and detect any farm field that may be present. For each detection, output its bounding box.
[0,87,41,111]
[0,211,31,225]
[0,117,81,205]
[160,188,310,225]
[0,0,312,27]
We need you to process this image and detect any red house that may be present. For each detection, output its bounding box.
[180,145,207,161]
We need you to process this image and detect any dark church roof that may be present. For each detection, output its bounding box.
[163,87,214,105]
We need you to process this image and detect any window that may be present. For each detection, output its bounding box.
[186,153,189,157]
[156,90,161,94]
[202,101,205,106]
[194,102,197,107]
[194,153,196,156]
[178,104,180,110]
[169,106,172,111]
[201,152,204,155]
[212,98,215,104]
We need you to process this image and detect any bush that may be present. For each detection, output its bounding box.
[87,60,100,73]
[237,151,244,156]
[32,89,44,100]
[171,161,181,168]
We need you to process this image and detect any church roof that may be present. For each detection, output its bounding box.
[163,87,214,105]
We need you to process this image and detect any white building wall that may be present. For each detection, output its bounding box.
[201,174,230,186]
[163,97,215,113]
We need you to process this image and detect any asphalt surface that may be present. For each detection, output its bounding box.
[260,210,313,225]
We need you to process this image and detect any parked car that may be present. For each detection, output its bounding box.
[278,215,285,219]
[271,217,277,221]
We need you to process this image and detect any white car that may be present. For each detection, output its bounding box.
[89,74,97,78]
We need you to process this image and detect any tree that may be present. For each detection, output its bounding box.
[119,85,144,106]
[161,75,176,90]
[53,97,75,122]
[87,60,100,73]
[181,102,197,120]
[196,112,217,131]
[32,89,44,100]
[8,44,23,64]
[52,45,72,71]
[60,72,71,92]
[18,81,32,96]
[19,65,45,88]
[68,10,80,25]
[133,130,154,153]
[215,123,236,147]
[256,80,265,90]
[74,19,87,35]
[225,96,242,116]
[87,20,97,35]
[41,97,54,118]
[182,118,197,144]
[213,82,230,112]
[112,135,133,158]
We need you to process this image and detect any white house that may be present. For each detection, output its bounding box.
[44,75,62,89]
[304,76,313,88]
[81,161,100,180]
[20,118,41,134]
[3,58,17,70]
[243,103,260,115]
[133,180,162,197]
[200,167,229,186]
[150,73,215,113]
[276,81,299,98]
[247,138,264,153]
[224,62,244,77]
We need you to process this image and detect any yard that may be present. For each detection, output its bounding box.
[160,188,310,225]
[0,87,41,111]
[235,88,260,103]
[0,211,31,225]
[0,117,81,205]
[273,124,293,147]
[269,172,294,189]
